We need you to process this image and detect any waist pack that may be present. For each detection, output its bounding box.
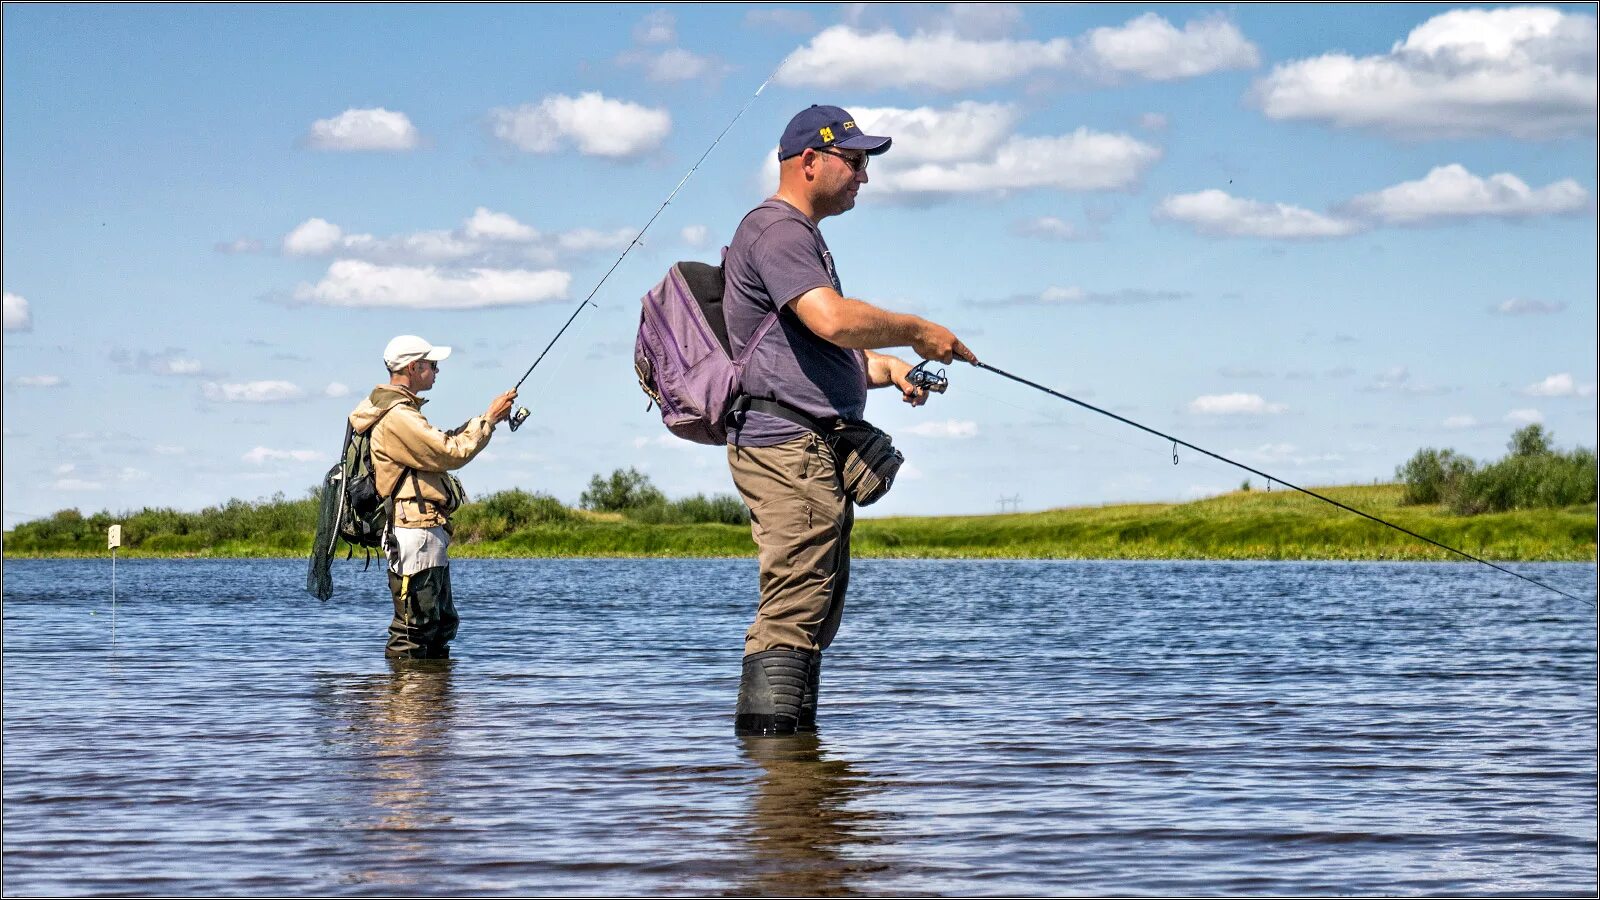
[634,261,778,445]
[828,421,903,507]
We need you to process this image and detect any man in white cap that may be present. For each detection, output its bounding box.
[346,335,517,659]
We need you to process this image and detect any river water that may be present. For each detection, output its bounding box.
[3,558,1595,896]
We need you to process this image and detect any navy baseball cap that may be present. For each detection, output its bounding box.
[777,105,891,161]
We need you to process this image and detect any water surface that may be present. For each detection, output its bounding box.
[4,558,1595,895]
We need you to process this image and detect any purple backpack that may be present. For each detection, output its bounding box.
[634,261,777,445]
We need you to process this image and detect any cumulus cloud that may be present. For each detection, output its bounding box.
[620,46,721,82]
[490,93,670,158]
[855,101,1021,163]
[202,380,305,403]
[1251,7,1597,139]
[778,13,1256,90]
[881,128,1161,195]
[634,9,676,43]
[680,224,710,247]
[1523,373,1596,397]
[1505,408,1544,425]
[1083,12,1259,81]
[977,286,1187,307]
[1361,365,1456,396]
[324,382,351,398]
[1443,415,1480,429]
[1492,298,1566,316]
[280,209,627,268]
[10,374,64,388]
[4,292,32,331]
[306,107,421,151]
[903,419,979,439]
[293,260,570,310]
[1154,189,1362,238]
[242,447,327,465]
[1188,393,1287,415]
[1343,164,1590,224]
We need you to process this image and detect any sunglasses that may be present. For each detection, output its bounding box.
[815,148,869,173]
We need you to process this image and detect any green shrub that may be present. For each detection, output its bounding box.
[1399,426,1596,514]
[454,489,574,540]
[624,493,750,526]
[1397,447,1476,505]
[580,468,666,512]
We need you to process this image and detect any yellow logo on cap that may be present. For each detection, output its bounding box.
[842,121,855,130]
[819,126,834,143]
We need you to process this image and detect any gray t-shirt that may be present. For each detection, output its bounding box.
[723,199,867,447]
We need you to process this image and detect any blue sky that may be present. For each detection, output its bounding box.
[4,3,1595,528]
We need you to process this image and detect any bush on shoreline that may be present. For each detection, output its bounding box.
[1397,425,1596,514]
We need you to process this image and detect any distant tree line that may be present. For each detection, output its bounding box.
[4,469,748,553]
[1397,424,1596,514]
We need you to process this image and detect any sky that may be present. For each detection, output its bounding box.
[3,3,1596,529]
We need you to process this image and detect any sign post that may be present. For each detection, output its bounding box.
[107,525,122,646]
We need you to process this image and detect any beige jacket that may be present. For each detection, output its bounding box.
[348,384,495,529]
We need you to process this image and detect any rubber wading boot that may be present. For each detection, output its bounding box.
[735,648,812,735]
[798,652,821,732]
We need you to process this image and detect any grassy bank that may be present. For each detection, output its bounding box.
[5,484,1594,562]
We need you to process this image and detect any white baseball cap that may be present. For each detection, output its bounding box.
[383,335,452,371]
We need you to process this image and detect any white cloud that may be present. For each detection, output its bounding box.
[306,107,421,151]
[464,207,539,242]
[111,348,205,377]
[622,47,718,82]
[11,375,64,388]
[293,260,570,310]
[284,218,345,256]
[1493,298,1566,316]
[242,447,328,465]
[202,380,305,403]
[1083,12,1259,81]
[778,25,1075,91]
[903,419,979,439]
[883,128,1161,195]
[680,224,710,247]
[1523,373,1596,397]
[278,210,623,269]
[4,292,32,331]
[324,382,351,398]
[1344,164,1590,224]
[1139,112,1169,131]
[854,101,1021,163]
[777,13,1257,91]
[1443,415,1480,429]
[52,477,104,491]
[1188,393,1287,415]
[1251,7,1597,139]
[1505,408,1544,425]
[490,93,671,158]
[1154,189,1362,239]
[929,3,1024,40]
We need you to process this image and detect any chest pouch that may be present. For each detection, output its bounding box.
[828,421,903,507]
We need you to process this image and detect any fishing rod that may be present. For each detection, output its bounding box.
[909,361,1593,608]
[505,55,794,432]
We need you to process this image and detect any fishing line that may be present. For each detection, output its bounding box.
[967,360,1593,608]
[505,52,795,429]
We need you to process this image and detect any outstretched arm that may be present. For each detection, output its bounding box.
[789,286,977,365]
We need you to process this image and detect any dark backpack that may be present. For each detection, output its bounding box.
[634,260,778,445]
[306,404,402,600]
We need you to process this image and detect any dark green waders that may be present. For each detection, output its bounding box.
[386,565,459,659]
[735,649,823,735]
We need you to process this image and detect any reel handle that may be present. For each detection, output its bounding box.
[907,360,949,394]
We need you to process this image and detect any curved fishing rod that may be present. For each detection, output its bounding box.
[505,54,794,430]
[953,360,1593,608]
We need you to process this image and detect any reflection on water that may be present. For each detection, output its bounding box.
[313,659,457,890]
[736,734,887,896]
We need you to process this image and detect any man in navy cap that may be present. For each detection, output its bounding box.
[721,104,978,735]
